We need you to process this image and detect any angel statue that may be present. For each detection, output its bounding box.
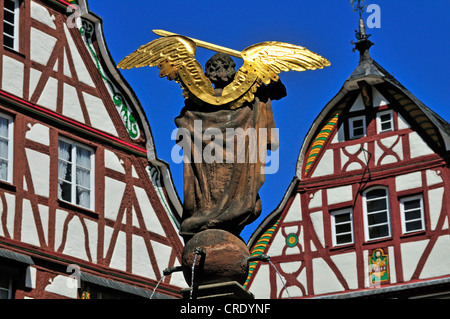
[118,31,330,242]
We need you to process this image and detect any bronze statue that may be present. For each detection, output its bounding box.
[118,32,330,242]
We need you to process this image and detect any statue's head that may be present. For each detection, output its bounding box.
[205,52,236,89]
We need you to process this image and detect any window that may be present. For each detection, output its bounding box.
[349,116,366,139]
[58,138,94,210]
[377,110,394,133]
[400,195,425,234]
[363,187,391,241]
[331,208,354,246]
[3,0,20,51]
[0,112,13,183]
[0,274,12,299]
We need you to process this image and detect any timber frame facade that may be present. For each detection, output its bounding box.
[0,0,185,299]
[246,19,450,299]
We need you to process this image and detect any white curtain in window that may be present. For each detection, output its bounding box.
[0,117,9,181]
[76,147,91,208]
[58,140,71,198]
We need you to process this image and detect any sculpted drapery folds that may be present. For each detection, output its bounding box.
[118,34,330,241]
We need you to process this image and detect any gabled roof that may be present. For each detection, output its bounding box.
[250,17,450,249]
[295,18,450,180]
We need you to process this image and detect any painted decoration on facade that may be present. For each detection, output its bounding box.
[244,219,280,288]
[79,19,140,140]
[369,248,389,286]
[304,114,339,176]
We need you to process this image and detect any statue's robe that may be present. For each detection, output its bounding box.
[175,81,286,241]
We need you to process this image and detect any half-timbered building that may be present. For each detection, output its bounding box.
[0,0,185,299]
[246,18,450,299]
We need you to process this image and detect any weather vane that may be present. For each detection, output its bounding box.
[351,0,367,17]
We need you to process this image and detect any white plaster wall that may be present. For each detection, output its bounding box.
[63,48,72,77]
[63,24,95,87]
[388,246,397,284]
[25,148,50,197]
[21,199,39,246]
[248,263,271,299]
[266,231,288,256]
[310,211,325,248]
[331,125,345,144]
[372,87,390,107]
[131,234,155,279]
[62,216,97,263]
[428,187,444,231]
[349,94,365,112]
[26,123,49,146]
[397,113,410,130]
[82,92,118,136]
[62,83,84,123]
[283,194,302,222]
[2,55,24,98]
[308,190,322,209]
[327,185,353,205]
[311,149,334,177]
[426,169,443,186]
[37,77,58,111]
[104,149,125,174]
[133,185,165,237]
[421,235,450,279]
[395,171,422,192]
[312,258,345,295]
[30,27,57,66]
[151,240,172,280]
[409,132,434,158]
[30,0,56,29]
[331,252,358,290]
[104,177,126,221]
[107,229,126,272]
[21,199,48,247]
[401,239,429,281]
[29,68,42,99]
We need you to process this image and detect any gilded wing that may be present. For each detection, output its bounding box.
[241,41,331,84]
[117,36,214,96]
[223,41,331,108]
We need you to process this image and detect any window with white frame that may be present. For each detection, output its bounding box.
[3,0,20,51]
[377,110,394,133]
[363,187,391,241]
[400,195,425,234]
[349,116,366,139]
[0,274,12,299]
[58,138,94,210]
[0,112,13,183]
[331,208,354,246]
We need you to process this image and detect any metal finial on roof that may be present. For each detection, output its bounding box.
[350,0,374,60]
[351,0,366,18]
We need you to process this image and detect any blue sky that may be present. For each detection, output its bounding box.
[87,1,449,242]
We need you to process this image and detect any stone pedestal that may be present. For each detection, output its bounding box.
[181,281,254,300]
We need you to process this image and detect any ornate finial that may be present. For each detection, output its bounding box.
[350,0,374,59]
[351,0,367,18]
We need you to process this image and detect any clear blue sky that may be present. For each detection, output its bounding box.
[87,1,449,242]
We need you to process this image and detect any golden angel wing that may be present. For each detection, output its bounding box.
[223,41,330,108]
[117,35,214,96]
[240,41,331,85]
